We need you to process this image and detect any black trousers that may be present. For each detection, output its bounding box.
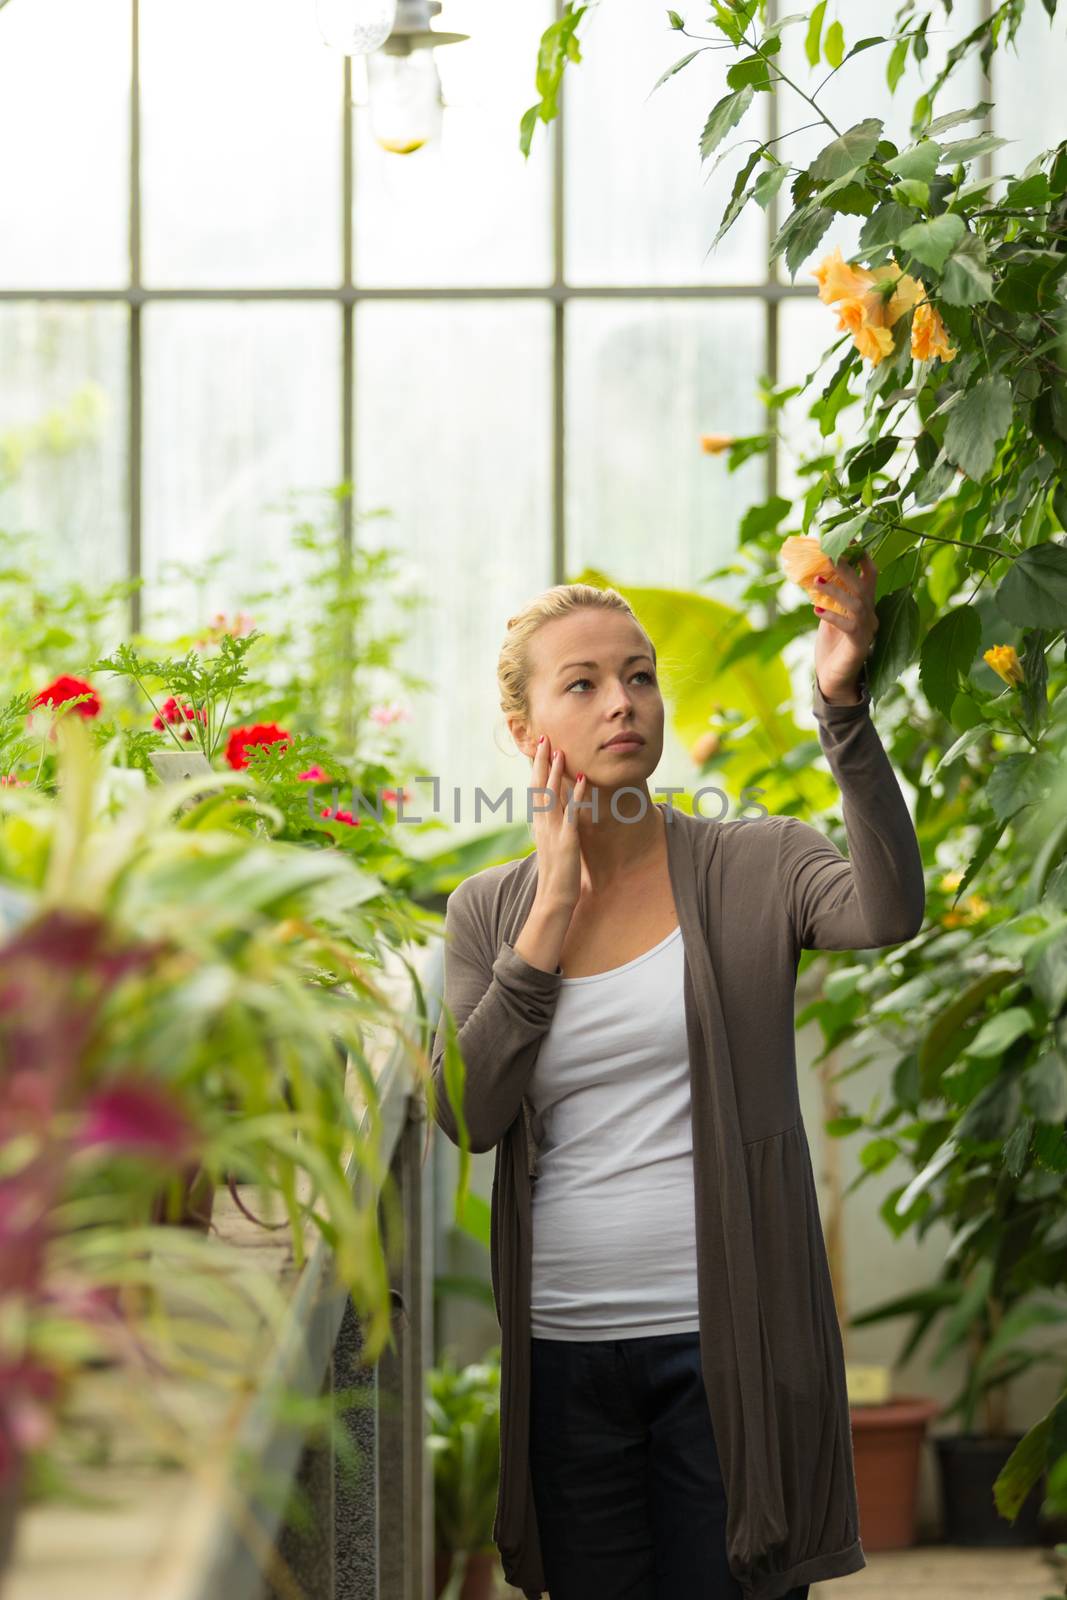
[529,1330,811,1600]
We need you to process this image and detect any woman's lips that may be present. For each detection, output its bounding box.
[602,735,644,750]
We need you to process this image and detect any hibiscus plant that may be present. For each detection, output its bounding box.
[524,0,1067,1529]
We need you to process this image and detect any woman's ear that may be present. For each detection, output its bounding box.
[506,715,534,758]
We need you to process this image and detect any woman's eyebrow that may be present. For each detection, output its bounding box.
[556,654,653,675]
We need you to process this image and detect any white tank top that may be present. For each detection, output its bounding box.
[528,923,701,1341]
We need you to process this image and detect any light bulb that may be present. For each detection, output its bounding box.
[366,49,443,154]
[316,0,397,55]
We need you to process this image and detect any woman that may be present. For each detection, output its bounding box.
[429,562,925,1600]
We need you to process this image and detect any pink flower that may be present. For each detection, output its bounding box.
[381,786,413,806]
[298,765,329,782]
[368,702,412,727]
[194,611,255,649]
[75,1080,197,1165]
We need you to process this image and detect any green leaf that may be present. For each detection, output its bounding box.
[753,161,790,209]
[738,495,791,544]
[727,55,773,91]
[994,541,1067,629]
[898,211,966,271]
[919,604,983,720]
[1021,1050,1067,1124]
[860,1137,900,1173]
[886,34,909,91]
[943,376,1012,480]
[841,36,887,65]
[713,148,762,247]
[941,232,993,305]
[805,0,826,67]
[962,1006,1035,1061]
[1005,172,1052,206]
[809,117,883,185]
[892,177,930,208]
[925,101,994,137]
[770,203,834,280]
[867,587,920,700]
[699,86,755,161]
[667,9,685,28]
[938,132,1010,165]
[986,753,1055,823]
[859,199,918,251]
[650,49,703,94]
[823,18,844,66]
[957,1076,1022,1141]
[884,140,941,182]
[823,180,875,217]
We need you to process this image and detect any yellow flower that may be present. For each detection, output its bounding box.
[812,247,940,368]
[778,534,861,619]
[885,268,923,326]
[940,893,990,928]
[812,245,876,306]
[700,433,735,455]
[836,296,895,364]
[938,870,964,892]
[984,645,1025,686]
[911,298,957,364]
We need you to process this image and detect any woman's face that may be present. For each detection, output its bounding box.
[509,610,665,787]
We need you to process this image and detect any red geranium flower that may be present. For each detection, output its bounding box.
[321,807,360,827]
[224,722,291,770]
[298,765,329,782]
[31,676,101,719]
[152,697,208,742]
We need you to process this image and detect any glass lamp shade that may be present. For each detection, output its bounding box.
[316,0,397,55]
[365,47,443,154]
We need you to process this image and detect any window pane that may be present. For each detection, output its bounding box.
[353,0,553,287]
[992,7,1067,168]
[566,299,766,593]
[777,299,865,506]
[141,0,342,287]
[0,0,129,288]
[142,305,340,629]
[565,8,767,285]
[355,303,553,822]
[0,304,128,588]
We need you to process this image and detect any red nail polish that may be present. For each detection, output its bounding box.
[576,771,584,782]
[815,606,825,613]
[815,575,826,584]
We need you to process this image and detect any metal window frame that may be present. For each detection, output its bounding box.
[0,0,999,631]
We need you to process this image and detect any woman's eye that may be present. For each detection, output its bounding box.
[565,671,655,693]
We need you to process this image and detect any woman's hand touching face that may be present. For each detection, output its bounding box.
[527,729,589,912]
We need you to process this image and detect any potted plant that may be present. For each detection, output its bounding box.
[426,1345,503,1600]
[0,712,443,1558]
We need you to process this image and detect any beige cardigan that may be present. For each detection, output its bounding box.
[429,667,925,1600]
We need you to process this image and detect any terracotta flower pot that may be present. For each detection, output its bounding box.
[850,1394,940,1550]
[434,1548,498,1600]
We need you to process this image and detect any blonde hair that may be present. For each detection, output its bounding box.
[497,582,656,728]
